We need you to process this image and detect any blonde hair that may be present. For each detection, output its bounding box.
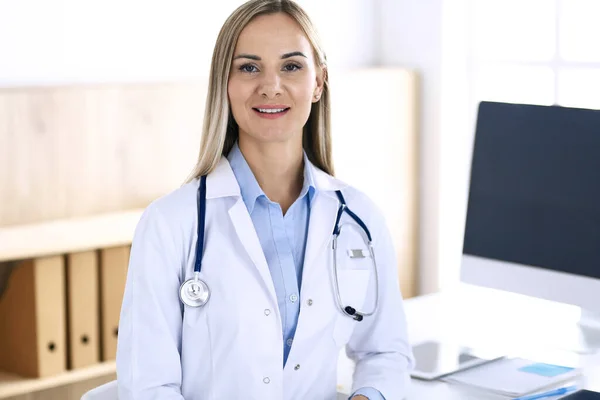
[186,0,332,182]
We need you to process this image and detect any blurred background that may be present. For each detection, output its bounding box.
[0,0,599,399]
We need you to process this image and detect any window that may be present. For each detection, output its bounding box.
[470,0,600,109]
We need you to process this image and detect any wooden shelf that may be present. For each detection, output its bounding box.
[0,210,144,262]
[0,362,116,399]
[0,210,137,398]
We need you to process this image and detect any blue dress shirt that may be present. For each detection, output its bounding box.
[227,143,384,400]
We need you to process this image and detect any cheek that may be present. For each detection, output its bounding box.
[292,74,317,107]
[227,79,266,135]
[227,80,250,119]
[291,84,315,116]
[297,88,314,104]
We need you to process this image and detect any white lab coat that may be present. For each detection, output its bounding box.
[116,156,414,400]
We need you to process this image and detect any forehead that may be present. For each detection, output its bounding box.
[234,13,314,57]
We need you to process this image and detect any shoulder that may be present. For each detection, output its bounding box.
[314,167,387,235]
[338,183,386,231]
[137,179,199,233]
[152,179,197,215]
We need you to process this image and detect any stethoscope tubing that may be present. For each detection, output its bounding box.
[194,175,207,274]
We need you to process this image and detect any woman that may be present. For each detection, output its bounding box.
[116,1,414,399]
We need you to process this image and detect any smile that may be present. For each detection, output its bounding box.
[252,106,290,119]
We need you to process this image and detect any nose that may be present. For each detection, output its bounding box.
[258,71,282,99]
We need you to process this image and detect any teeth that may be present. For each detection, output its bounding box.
[257,108,286,113]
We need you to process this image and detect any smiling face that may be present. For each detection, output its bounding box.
[227,12,324,146]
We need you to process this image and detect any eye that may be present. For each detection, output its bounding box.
[283,63,302,72]
[239,64,258,73]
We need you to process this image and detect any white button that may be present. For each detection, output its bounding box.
[294,364,300,371]
[264,309,271,316]
[307,299,313,306]
[286,338,293,346]
[263,377,270,384]
[290,294,298,302]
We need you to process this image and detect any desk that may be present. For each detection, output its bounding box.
[337,284,600,399]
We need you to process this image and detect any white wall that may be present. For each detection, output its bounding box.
[439,0,472,290]
[379,0,444,295]
[0,0,376,87]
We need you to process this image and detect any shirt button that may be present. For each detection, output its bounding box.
[286,338,293,346]
[264,309,271,316]
[307,299,313,306]
[294,364,301,371]
[290,294,298,303]
[263,377,270,384]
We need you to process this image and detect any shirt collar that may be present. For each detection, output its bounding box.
[301,151,317,206]
[226,141,317,214]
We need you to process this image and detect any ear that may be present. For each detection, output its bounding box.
[313,64,327,102]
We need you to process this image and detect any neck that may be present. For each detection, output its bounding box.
[238,136,305,214]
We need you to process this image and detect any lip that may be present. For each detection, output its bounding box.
[252,104,290,120]
[253,104,290,109]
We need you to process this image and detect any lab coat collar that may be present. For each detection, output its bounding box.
[205,157,241,199]
[226,142,265,213]
[310,162,347,194]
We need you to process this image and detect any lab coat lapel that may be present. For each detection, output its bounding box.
[208,157,278,306]
[228,195,279,306]
[301,165,347,290]
[301,192,338,289]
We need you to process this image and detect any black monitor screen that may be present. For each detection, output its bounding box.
[463,102,600,280]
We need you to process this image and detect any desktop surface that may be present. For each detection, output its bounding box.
[405,286,600,399]
[337,284,600,399]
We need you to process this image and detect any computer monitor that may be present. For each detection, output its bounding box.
[460,101,600,349]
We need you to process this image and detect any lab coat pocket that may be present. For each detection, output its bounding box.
[332,269,371,347]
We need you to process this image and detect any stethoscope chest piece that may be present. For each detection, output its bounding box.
[179,277,210,307]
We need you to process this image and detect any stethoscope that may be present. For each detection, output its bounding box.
[179,175,210,307]
[331,190,379,321]
[179,175,380,322]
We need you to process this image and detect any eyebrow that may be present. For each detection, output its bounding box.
[232,51,307,61]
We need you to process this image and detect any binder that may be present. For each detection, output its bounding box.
[65,250,100,369]
[99,246,129,361]
[0,256,67,377]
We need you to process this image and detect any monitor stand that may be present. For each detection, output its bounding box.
[575,310,600,354]
[550,310,600,355]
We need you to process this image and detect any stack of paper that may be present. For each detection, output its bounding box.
[442,357,581,398]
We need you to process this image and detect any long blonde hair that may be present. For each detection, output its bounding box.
[186,0,332,182]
